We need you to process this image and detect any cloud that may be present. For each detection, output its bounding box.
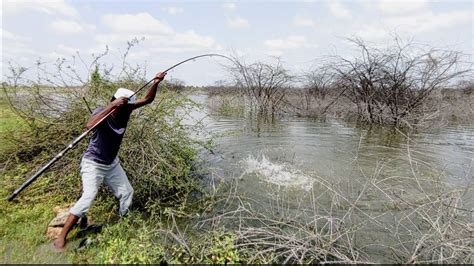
[328,1,351,19]
[97,13,221,55]
[264,35,308,54]
[226,16,250,29]
[96,31,220,55]
[174,30,217,47]
[102,13,173,34]
[355,24,391,40]
[262,35,315,58]
[293,16,315,27]
[55,44,81,55]
[377,0,427,14]
[162,6,184,15]
[223,3,237,11]
[45,43,114,63]
[3,0,79,17]
[49,43,108,57]
[1,29,32,43]
[357,10,472,40]
[1,29,36,66]
[50,20,95,35]
[386,11,471,33]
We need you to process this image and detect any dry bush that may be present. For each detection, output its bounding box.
[229,57,293,117]
[1,41,202,210]
[330,37,471,126]
[186,135,473,263]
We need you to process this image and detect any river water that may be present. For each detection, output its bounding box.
[187,94,473,189]
[185,93,473,261]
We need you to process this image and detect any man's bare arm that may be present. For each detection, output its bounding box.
[131,72,167,110]
[85,97,129,129]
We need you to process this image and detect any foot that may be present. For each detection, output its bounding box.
[52,237,66,252]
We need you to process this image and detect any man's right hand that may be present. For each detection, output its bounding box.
[155,72,167,81]
[111,97,129,108]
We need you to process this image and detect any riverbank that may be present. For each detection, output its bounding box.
[0,87,219,263]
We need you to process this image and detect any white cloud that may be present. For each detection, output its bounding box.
[293,16,315,27]
[50,20,95,35]
[264,50,283,57]
[1,29,36,67]
[3,0,79,18]
[49,44,108,58]
[264,35,308,50]
[356,24,391,40]
[96,31,220,55]
[226,16,249,29]
[262,35,315,57]
[97,13,221,55]
[1,29,31,43]
[377,0,427,14]
[173,30,217,48]
[385,10,471,34]
[223,3,237,11]
[328,1,351,19]
[102,13,173,34]
[55,44,81,55]
[357,10,472,40]
[162,6,184,15]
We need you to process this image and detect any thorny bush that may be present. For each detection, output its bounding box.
[1,44,203,211]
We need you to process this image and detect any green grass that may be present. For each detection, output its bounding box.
[0,172,122,263]
[0,98,26,150]
[0,99,20,130]
[0,185,69,263]
[0,205,65,263]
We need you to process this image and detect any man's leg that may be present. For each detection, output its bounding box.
[104,162,134,216]
[54,159,104,251]
[53,214,79,251]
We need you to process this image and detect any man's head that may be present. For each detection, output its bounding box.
[111,88,136,104]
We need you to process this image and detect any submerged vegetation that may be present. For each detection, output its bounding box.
[210,38,473,127]
[1,39,473,263]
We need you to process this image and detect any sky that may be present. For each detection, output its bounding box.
[1,0,473,86]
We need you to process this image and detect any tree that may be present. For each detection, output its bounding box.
[303,66,336,110]
[332,38,470,126]
[229,58,293,117]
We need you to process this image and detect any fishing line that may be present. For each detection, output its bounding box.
[7,53,234,202]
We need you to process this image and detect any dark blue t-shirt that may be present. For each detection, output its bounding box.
[83,107,131,165]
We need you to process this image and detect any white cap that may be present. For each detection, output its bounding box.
[114,88,136,104]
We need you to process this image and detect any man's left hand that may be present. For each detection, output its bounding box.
[155,72,167,81]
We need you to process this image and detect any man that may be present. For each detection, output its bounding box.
[53,72,167,251]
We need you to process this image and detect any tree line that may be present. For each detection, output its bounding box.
[221,38,472,127]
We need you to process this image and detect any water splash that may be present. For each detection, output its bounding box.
[241,155,314,191]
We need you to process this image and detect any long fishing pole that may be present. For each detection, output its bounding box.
[7,53,233,202]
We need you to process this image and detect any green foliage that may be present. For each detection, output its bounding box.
[217,97,245,117]
[0,64,204,263]
[205,232,241,264]
[209,94,246,117]
[94,214,165,264]
[73,211,242,264]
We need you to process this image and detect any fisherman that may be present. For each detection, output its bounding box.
[53,72,167,251]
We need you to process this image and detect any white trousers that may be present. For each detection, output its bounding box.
[69,157,134,218]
